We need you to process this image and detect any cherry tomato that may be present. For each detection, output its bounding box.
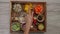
[34,5,43,14]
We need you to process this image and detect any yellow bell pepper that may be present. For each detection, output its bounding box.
[24,3,32,13]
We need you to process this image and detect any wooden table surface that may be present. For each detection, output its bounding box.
[0,0,60,34]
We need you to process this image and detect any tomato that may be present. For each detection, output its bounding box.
[34,5,43,14]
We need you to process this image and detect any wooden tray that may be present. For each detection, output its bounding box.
[10,1,46,33]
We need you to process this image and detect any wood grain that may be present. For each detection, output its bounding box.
[0,0,60,34]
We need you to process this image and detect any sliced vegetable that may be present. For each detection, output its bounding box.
[11,22,20,31]
[34,5,43,14]
[38,24,44,30]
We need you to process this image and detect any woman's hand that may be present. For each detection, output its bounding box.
[24,4,33,34]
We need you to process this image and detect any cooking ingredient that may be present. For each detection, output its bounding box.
[24,3,32,13]
[15,17,19,20]
[19,17,26,24]
[11,22,20,31]
[34,5,43,14]
[33,16,37,25]
[37,14,44,22]
[13,4,22,12]
[38,24,44,30]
